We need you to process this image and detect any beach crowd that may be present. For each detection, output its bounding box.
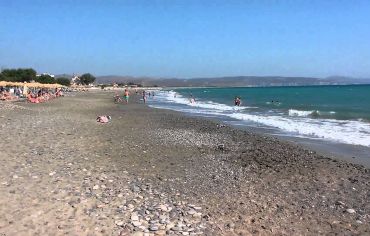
[0,85,65,103]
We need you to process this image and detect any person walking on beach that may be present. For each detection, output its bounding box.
[123,89,130,104]
[142,90,147,103]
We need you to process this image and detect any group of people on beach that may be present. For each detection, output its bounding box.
[114,89,156,104]
[0,87,19,101]
[26,88,64,103]
[140,90,155,104]
[0,86,64,103]
[186,93,242,106]
[114,89,130,104]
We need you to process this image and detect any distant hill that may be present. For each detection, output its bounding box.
[55,74,73,79]
[96,75,153,85]
[55,74,370,87]
[96,75,370,87]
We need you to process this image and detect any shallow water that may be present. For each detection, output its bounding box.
[148,85,370,148]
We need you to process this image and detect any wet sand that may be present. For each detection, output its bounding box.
[0,91,369,235]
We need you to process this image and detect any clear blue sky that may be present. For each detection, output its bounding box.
[1,0,370,78]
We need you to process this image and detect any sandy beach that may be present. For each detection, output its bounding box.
[0,91,369,236]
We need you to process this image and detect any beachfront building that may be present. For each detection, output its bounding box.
[36,73,55,78]
[71,75,80,86]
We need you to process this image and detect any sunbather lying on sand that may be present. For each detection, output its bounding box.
[27,92,40,103]
[96,115,111,123]
[0,91,18,101]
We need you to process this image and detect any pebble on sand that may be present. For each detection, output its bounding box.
[346,209,356,214]
[131,214,139,221]
[115,220,124,226]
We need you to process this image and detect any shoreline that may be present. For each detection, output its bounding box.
[149,102,370,168]
[225,119,370,168]
[0,91,369,235]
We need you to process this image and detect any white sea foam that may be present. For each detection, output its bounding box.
[162,91,248,111]
[288,109,316,117]
[227,113,370,147]
[288,109,336,117]
[154,90,370,147]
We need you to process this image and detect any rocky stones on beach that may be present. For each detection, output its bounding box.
[346,208,356,214]
[1,91,369,236]
[0,102,29,111]
[115,220,124,226]
[131,213,139,221]
[335,200,346,206]
[132,220,141,227]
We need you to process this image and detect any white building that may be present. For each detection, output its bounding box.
[36,73,55,78]
[71,75,80,85]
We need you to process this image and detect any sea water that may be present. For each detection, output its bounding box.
[148,85,370,147]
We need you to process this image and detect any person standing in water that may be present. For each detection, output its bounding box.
[234,96,241,106]
[190,94,195,104]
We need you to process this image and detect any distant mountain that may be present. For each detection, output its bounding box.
[96,75,154,85]
[96,75,370,87]
[323,76,370,84]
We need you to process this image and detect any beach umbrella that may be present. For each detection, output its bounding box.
[9,82,24,87]
[25,82,44,88]
[50,83,62,88]
[41,83,52,88]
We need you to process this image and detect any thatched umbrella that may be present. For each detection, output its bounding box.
[25,82,45,88]
[49,83,63,88]
[9,82,24,87]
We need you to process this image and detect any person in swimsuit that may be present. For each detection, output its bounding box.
[235,96,241,106]
[123,89,130,104]
[97,115,111,123]
[114,92,122,103]
[142,90,147,103]
[189,94,195,104]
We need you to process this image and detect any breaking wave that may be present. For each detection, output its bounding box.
[149,90,370,147]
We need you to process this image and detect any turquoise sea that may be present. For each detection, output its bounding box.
[149,85,370,147]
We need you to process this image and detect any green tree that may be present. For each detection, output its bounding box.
[79,73,96,85]
[1,68,36,82]
[20,68,37,82]
[35,74,56,84]
[56,77,71,86]
[1,69,18,81]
